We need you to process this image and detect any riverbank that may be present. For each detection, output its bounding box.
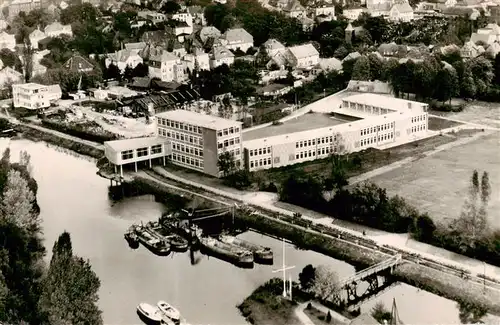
[115,170,500,317]
[15,124,104,159]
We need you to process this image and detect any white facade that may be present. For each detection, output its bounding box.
[148,51,186,82]
[0,32,15,51]
[172,12,194,26]
[388,3,414,22]
[286,44,320,69]
[210,46,235,69]
[44,22,73,38]
[243,94,429,172]
[314,5,336,20]
[29,29,46,49]
[343,8,365,20]
[156,110,243,177]
[105,50,143,72]
[104,137,171,176]
[183,50,210,72]
[12,83,62,109]
[220,28,254,53]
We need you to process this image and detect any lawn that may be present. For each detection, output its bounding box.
[427,116,463,131]
[368,131,500,225]
[304,306,344,325]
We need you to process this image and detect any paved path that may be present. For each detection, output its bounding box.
[295,303,315,325]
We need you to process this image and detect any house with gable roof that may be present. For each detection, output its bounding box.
[263,39,286,57]
[470,23,500,46]
[210,45,235,68]
[485,42,500,57]
[220,28,254,53]
[389,3,414,21]
[188,6,206,26]
[64,55,94,73]
[198,26,221,44]
[460,40,485,58]
[183,48,210,72]
[29,28,46,49]
[285,43,320,68]
[105,49,143,72]
[313,4,336,22]
[44,22,72,38]
[283,0,307,18]
[149,50,186,82]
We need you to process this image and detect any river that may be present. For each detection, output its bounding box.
[0,138,485,325]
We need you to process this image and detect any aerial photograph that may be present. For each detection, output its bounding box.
[0,0,499,324]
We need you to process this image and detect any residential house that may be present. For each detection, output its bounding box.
[343,7,366,20]
[148,50,186,82]
[266,50,288,69]
[456,0,482,7]
[314,4,336,22]
[0,67,23,89]
[220,28,254,52]
[172,12,194,26]
[198,26,221,44]
[460,40,485,58]
[0,32,16,51]
[437,0,457,7]
[378,42,400,56]
[29,28,46,49]
[8,0,41,17]
[470,23,500,46]
[64,55,95,73]
[283,0,307,18]
[183,48,210,72]
[171,22,193,40]
[188,6,206,26]
[316,57,342,71]
[138,10,167,24]
[12,83,62,109]
[125,42,147,52]
[342,51,361,62]
[285,43,320,68]
[210,45,235,68]
[44,22,72,38]
[433,44,461,55]
[485,42,500,57]
[263,39,286,57]
[389,3,414,21]
[105,49,144,72]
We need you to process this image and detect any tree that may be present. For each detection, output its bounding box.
[311,265,340,301]
[435,67,459,104]
[1,170,37,231]
[351,55,371,81]
[132,63,149,78]
[103,63,121,81]
[299,264,316,292]
[326,311,332,323]
[160,1,181,14]
[39,232,102,325]
[368,53,383,81]
[371,302,391,323]
[217,151,236,177]
[461,69,476,99]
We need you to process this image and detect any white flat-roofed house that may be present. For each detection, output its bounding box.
[12,83,62,109]
[29,28,46,49]
[285,44,320,69]
[0,32,16,51]
[242,93,428,172]
[219,28,254,53]
[210,45,235,68]
[105,49,143,72]
[104,137,171,176]
[148,50,186,82]
[44,22,73,38]
[156,109,243,177]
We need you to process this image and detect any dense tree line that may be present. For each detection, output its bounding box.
[0,148,102,324]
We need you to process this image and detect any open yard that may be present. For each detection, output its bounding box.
[368,131,500,226]
[427,116,463,131]
[431,101,500,129]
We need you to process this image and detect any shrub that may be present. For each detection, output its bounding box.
[41,119,118,143]
[326,311,332,323]
[307,302,312,310]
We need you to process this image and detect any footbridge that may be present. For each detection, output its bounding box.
[332,254,403,309]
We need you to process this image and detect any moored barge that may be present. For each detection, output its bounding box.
[124,225,139,249]
[200,236,254,267]
[135,225,171,256]
[146,221,189,252]
[219,234,273,264]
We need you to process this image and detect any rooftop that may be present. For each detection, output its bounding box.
[343,93,428,112]
[105,136,169,152]
[14,82,46,90]
[156,109,242,130]
[243,113,355,141]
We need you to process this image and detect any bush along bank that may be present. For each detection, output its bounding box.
[41,119,118,143]
[17,125,104,159]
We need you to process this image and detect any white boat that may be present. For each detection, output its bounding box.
[137,303,163,324]
[157,300,181,321]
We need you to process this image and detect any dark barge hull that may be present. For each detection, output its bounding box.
[200,243,253,269]
[137,237,171,257]
[124,234,139,249]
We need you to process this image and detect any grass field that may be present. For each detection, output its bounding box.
[368,131,500,226]
[427,116,463,131]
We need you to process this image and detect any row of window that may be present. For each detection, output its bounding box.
[217,137,240,149]
[224,148,241,157]
[411,115,426,123]
[361,122,395,136]
[159,128,204,146]
[217,126,240,137]
[295,135,336,149]
[360,133,394,147]
[172,153,204,169]
[158,118,204,134]
[249,147,271,157]
[172,142,204,157]
[121,145,162,160]
[250,157,272,169]
[410,124,426,133]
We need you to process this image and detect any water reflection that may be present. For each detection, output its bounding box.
[0,138,496,325]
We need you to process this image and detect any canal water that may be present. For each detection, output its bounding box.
[0,139,482,325]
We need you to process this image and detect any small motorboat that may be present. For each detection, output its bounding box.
[124,225,139,249]
[137,303,163,324]
[157,300,181,321]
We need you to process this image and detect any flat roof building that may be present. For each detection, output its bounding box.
[156,110,243,177]
[104,137,171,176]
[243,93,428,172]
[12,83,62,109]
